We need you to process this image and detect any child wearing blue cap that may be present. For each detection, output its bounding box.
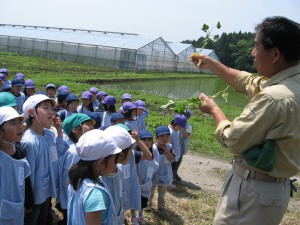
[11,78,26,114]
[23,79,36,101]
[133,130,159,224]
[135,100,149,132]
[95,91,108,112]
[149,126,175,211]
[101,95,117,127]
[56,93,79,122]
[180,110,192,172]
[122,102,139,132]
[169,114,187,183]
[45,83,57,101]
[77,91,94,114]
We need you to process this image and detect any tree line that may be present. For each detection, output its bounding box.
[182,31,257,72]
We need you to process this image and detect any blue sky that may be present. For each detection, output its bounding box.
[1,0,299,42]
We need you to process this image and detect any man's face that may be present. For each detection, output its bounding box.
[251,34,274,77]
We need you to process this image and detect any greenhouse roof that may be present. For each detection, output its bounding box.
[168,42,195,55]
[0,24,162,50]
[197,48,214,55]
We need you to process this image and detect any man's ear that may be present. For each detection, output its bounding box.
[271,47,281,63]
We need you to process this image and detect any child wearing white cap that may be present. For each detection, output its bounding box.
[21,94,68,225]
[0,107,31,225]
[68,129,121,225]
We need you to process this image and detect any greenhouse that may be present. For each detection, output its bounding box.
[168,42,199,73]
[0,24,178,72]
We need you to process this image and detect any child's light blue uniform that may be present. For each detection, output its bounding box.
[122,150,141,211]
[136,150,159,198]
[67,179,117,225]
[152,144,173,186]
[180,123,192,155]
[58,142,80,209]
[0,151,31,225]
[101,111,112,127]
[137,109,149,132]
[125,119,139,132]
[168,125,181,162]
[102,164,124,225]
[21,128,67,204]
[15,92,25,114]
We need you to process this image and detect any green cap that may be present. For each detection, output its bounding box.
[115,123,132,132]
[0,92,17,107]
[62,113,95,135]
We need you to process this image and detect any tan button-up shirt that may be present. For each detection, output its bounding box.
[215,65,300,178]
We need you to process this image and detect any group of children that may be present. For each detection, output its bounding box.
[0,68,192,225]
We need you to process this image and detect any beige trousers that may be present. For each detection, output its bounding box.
[214,170,290,225]
[149,185,167,210]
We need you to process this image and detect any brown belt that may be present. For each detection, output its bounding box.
[233,160,287,182]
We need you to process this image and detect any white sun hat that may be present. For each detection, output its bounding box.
[76,129,122,161]
[0,106,24,126]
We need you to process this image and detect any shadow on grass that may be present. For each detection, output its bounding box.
[147,208,184,225]
[167,180,202,199]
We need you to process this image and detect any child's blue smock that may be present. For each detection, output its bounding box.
[152,144,173,186]
[21,128,68,204]
[0,150,31,225]
[58,142,80,209]
[102,164,124,225]
[122,150,141,211]
[67,179,117,225]
[137,109,149,132]
[136,149,159,198]
[168,125,181,162]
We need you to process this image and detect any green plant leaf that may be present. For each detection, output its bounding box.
[217,22,221,29]
[202,24,209,33]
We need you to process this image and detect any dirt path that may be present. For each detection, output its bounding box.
[178,152,300,211]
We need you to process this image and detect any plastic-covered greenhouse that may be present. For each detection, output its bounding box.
[0,24,180,72]
[168,42,199,73]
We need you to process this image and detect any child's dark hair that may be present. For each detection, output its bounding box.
[103,104,116,113]
[68,125,83,143]
[69,155,113,191]
[124,109,135,120]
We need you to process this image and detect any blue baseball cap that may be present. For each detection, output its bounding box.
[11,78,23,86]
[66,93,79,102]
[122,102,136,113]
[57,85,70,93]
[89,87,99,93]
[0,73,5,81]
[0,68,8,74]
[102,95,117,105]
[155,126,170,137]
[110,113,125,123]
[174,114,187,128]
[1,85,12,92]
[81,91,93,99]
[121,93,132,101]
[139,130,153,139]
[15,73,25,80]
[46,83,56,89]
[135,100,146,109]
[96,91,108,100]
[24,79,35,88]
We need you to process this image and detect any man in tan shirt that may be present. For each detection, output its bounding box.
[191,16,300,225]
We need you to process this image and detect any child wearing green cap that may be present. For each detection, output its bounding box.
[56,113,95,225]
